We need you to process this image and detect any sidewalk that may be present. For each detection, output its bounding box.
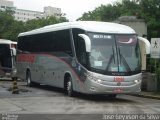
[134,91,160,100]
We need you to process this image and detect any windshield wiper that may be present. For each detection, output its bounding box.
[118,48,121,64]
[118,47,131,72]
[112,46,115,63]
[106,46,116,71]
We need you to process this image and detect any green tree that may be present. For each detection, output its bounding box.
[77,5,118,21]
[0,10,68,41]
[77,0,140,21]
[78,0,160,39]
[139,0,160,39]
[0,11,14,37]
[24,16,68,31]
[0,11,25,41]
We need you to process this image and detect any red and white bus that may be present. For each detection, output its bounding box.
[17,21,150,97]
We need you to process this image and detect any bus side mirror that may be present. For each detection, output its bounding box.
[78,34,91,52]
[138,36,151,54]
[11,49,16,56]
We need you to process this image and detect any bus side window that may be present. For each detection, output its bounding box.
[54,30,73,56]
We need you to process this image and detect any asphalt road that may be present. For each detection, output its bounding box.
[0,81,160,120]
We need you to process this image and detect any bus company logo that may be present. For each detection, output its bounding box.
[114,76,124,82]
[117,82,121,86]
[17,54,35,63]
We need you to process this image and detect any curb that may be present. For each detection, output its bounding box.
[133,93,160,100]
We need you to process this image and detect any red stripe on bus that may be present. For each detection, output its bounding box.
[42,53,82,82]
[17,54,35,63]
[17,53,83,83]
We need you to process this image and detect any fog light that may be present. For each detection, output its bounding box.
[90,87,96,91]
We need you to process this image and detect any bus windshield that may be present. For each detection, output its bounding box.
[88,32,141,75]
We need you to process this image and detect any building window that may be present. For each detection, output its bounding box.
[1,6,5,9]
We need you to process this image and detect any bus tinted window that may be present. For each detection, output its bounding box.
[0,44,12,68]
[18,30,72,56]
[53,30,72,55]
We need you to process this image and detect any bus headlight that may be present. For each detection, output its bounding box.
[87,75,102,84]
[134,79,140,84]
[96,79,102,84]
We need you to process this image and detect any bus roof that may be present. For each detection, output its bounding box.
[0,39,17,44]
[18,21,136,37]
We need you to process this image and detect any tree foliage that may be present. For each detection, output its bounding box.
[25,16,68,31]
[0,11,68,41]
[78,0,140,21]
[139,0,160,38]
[78,0,160,39]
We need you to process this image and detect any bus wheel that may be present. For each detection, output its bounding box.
[66,76,74,97]
[108,94,117,98]
[26,71,33,87]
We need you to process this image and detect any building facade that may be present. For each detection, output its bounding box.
[0,0,62,22]
[44,6,61,17]
[14,9,44,22]
[0,0,15,11]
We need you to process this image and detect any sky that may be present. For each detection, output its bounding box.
[10,0,118,21]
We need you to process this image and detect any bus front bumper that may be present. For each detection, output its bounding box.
[83,79,141,95]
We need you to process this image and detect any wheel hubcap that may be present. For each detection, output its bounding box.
[27,75,31,84]
[67,80,71,94]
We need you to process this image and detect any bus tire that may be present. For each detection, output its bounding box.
[26,71,33,87]
[66,76,74,97]
[108,94,117,98]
